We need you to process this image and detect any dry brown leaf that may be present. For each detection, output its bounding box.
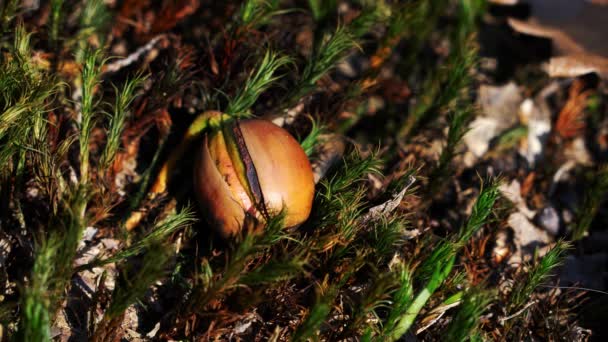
[360,175,416,224]
[545,55,608,79]
[555,79,593,138]
[520,172,536,197]
[151,0,200,34]
[502,0,608,78]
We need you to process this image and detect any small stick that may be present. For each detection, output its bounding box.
[499,300,538,324]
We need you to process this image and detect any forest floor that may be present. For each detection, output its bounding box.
[0,0,607,341]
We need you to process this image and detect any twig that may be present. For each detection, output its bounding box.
[103,35,169,74]
[499,300,538,324]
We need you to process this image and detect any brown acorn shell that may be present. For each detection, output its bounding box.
[194,119,315,237]
[238,119,315,227]
[194,134,246,238]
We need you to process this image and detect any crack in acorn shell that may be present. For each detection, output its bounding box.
[229,120,270,219]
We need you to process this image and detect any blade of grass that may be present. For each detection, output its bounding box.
[381,260,415,337]
[225,50,292,117]
[428,106,473,194]
[307,0,337,22]
[81,207,196,270]
[100,74,145,170]
[399,36,477,140]
[572,166,608,240]
[388,254,456,340]
[239,0,290,29]
[387,180,499,340]
[508,240,570,312]
[16,235,57,341]
[78,49,104,184]
[444,288,493,342]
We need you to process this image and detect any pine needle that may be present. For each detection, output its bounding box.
[399,36,477,140]
[74,0,110,61]
[185,212,292,314]
[456,180,500,246]
[291,289,334,341]
[299,26,356,91]
[239,258,306,286]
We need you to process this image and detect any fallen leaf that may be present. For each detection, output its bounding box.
[417,296,462,334]
[507,212,552,265]
[465,82,522,157]
[535,206,560,236]
[545,54,608,79]
[151,0,200,34]
[520,172,536,197]
[555,79,592,138]
[503,0,608,78]
[499,180,536,219]
[493,229,512,264]
[518,98,551,166]
[360,175,416,224]
[563,137,593,166]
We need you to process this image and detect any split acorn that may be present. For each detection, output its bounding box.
[194,112,315,238]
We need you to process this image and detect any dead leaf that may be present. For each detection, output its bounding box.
[465,82,523,157]
[417,297,462,334]
[504,0,608,78]
[492,229,512,264]
[151,0,200,34]
[507,212,552,265]
[114,0,152,37]
[555,79,593,138]
[520,172,536,197]
[518,98,551,166]
[545,54,608,79]
[360,175,416,224]
[499,180,536,219]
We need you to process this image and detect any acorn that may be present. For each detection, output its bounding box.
[194,113,315,238]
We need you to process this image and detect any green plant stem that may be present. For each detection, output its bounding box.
[389,255,456,340]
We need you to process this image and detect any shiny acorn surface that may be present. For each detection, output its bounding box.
[194,117,315,237]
